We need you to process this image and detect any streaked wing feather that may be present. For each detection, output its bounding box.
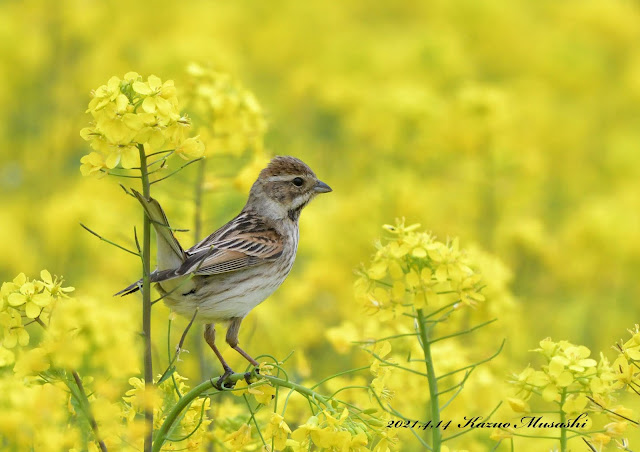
[196,256,261,275]
[161,212,284,278]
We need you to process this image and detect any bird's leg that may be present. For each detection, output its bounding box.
[226,317,259,366]
[175,308,198,356]
[204,323,234,389]
[226,317,260,384]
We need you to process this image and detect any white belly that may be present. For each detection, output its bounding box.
[161,255,293,324]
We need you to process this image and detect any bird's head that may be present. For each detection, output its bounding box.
[246,156,332,221]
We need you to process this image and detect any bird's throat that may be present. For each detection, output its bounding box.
[287,204,305,221]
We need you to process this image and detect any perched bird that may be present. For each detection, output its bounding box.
[117,156,332,385]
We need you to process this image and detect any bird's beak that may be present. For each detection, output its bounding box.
[314,180,332,193]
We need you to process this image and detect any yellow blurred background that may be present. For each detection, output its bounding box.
[1,0,640,449]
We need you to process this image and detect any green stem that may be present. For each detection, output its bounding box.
[559,389,567,452]
[431,319,497,344]
[311,365,370,390]
[417,308,441,451]
[152,374,331,452]
[352,333,418,345]
[242,394,268,447]
[71,370,108,452]
[263,376,331,407]
[150,157,203,185]
[35,318,107,451]
[139,144,154,452]
[79,223,140,257]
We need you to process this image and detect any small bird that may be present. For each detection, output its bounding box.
[117,156,332,386]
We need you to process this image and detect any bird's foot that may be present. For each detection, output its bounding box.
[244,367,261,385]
[213,367,235,390]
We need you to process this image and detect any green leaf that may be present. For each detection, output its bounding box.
[158,365,177,384]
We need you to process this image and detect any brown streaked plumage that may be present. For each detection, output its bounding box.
[117,156,331,386]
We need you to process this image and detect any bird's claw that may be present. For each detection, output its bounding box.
[214,368,235,390]
[244,367,261,384]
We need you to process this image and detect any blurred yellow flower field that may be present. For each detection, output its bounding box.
[2,0,640,450]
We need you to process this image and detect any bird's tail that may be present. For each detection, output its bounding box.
[131,188,185,271]
[115,280,141,296]
[115,190,186,297]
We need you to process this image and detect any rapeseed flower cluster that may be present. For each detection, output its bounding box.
[40,294,139,378]
[123,374,212,451]
[0,270,212,451]
[288,408,394,452]
[507,338,633,449]
[222,366,395,451]
[183,63,266,157]
[0,271,138,450]
[0,271,138,383]
[182,63,270,194]
[355,219,485,318]
[0,270,73,365]
[80,72,204,177]
[0,378,80,450]
[351,222,509,451]
[510,339,617,411]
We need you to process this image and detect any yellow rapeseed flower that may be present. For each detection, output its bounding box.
[8,281,51,319]
[590,433,611,447]
[225,423,252,450]
[264,412,292,450]
[79,152,107,177]
[506,397,529,413]
[248,381,276,405]
[0,309,29,348]
[175,136,205,160]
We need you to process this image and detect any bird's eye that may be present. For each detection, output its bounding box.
[292,177,304,187]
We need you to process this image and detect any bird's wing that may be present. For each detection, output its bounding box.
[162,212,284,280]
